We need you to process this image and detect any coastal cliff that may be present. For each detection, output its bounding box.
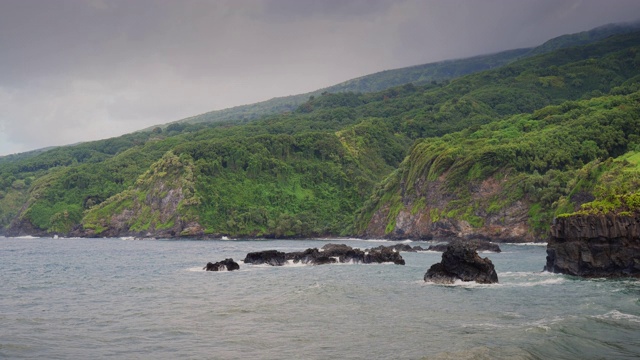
[545,214,640,277]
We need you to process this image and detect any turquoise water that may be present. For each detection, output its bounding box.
[1,237,639,359]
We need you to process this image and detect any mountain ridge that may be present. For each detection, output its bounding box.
[1,26,640,240]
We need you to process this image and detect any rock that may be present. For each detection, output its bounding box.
[320,243,406,265]
[427,240,501,253]
[369,244,425,252]
[364,247,405,265]
[424,241,498,284]
[242,244,405,266]
[545,214,640,277]
[204,258,240,271]
[243,250,287,266]
[287,248,337,265]
[362,171,537,242]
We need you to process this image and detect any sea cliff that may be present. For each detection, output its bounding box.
[545,214,640,277]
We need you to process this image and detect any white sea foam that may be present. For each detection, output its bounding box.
[594,310,640,323]
[501,271,556,278]
[421,279,501,288]
[526,316,569,332]
[285,260,309,267]
[505,242,547,246]
[515,278,565,287]
[119,236,135,241]
[462,322,513,330]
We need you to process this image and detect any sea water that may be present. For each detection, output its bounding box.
[1,237,639,359]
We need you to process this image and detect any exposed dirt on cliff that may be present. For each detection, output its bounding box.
[363,169,536,242]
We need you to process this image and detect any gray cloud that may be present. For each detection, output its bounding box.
[1,0,640,155]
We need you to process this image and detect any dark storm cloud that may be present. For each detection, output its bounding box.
[1,0,640,155]
[259,0,398,20]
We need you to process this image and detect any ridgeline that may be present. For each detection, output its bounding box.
[1,26,640,240]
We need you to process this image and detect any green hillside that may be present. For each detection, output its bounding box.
[166,21,640,128]
[1,30,639,239]
[167,48,529,127]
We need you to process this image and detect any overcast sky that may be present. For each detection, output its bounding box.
[1,0,639,156]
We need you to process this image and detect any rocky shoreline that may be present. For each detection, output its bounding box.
[545,214,640,278]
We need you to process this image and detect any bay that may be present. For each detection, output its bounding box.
[1,237,639,359]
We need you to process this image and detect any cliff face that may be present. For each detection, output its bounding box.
[79,152,204,238]
[362,171,536,242]
[545,214,640,277]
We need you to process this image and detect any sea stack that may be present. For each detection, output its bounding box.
[204,258,240,271]
[545,214,640,278]
[424,240,498,284]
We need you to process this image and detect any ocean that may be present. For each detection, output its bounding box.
[1,237,639,359]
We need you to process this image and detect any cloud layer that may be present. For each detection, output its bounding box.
[1,0,639,155]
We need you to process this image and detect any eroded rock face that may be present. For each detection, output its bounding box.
[424,241,498,284]
[362,171,536,242]
[545,214,640,277]
[204,258,240,271]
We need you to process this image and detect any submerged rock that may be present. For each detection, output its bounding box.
[427,240,501,253]
[424,241,498,284]
[369,244,426,253]
[204,258,240,271]
[545,214,640,277]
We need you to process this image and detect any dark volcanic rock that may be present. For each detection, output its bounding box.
[204,258,240,271]
[287,248,337,265]
[369,244,425,253]
[424,241,498,284]
[545,214,640,278]
[321,243,406,265]
[242,244,405,266]
[427,240,501,253]
[243,250,287,266]
[364,247,406,265]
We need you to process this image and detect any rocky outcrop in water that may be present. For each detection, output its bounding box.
[243,244,405,266]
[424,241,498,284]
[545,214,640,277]
[369,244,425,252]
[286,248,338,265]
[204,258,240,271]
[244,250,287,266]
[427,240,501,253]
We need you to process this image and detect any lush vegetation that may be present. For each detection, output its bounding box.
[1,29,640,238]
[357,84,640,235]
